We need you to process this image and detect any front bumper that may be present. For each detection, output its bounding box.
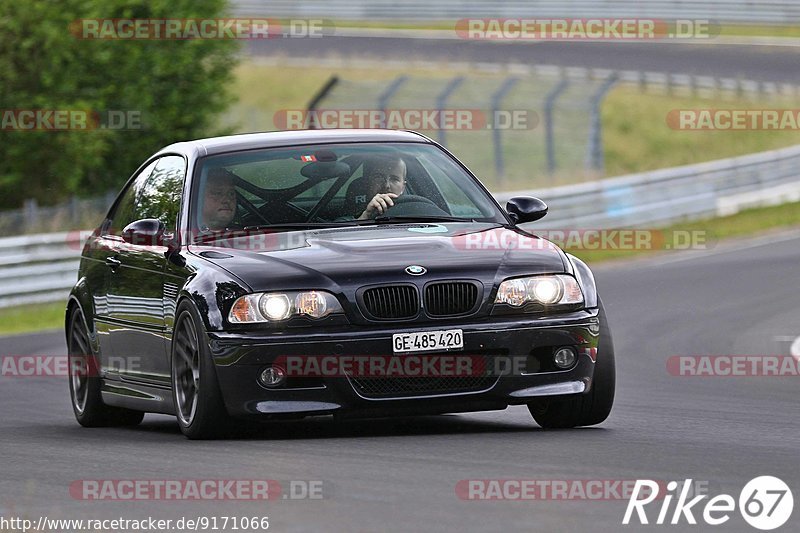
[209,309,603,418]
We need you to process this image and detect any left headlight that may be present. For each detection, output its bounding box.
[228,290,344,323]
[494,275,583,310]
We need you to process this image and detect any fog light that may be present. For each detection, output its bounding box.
[553,347,577,369]
[258,365,286,388]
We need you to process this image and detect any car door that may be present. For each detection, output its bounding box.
[105,155,186,385]
[90,159,159,366]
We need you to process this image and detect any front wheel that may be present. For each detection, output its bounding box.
[67,305,144,427]
[171,301,234,439]
[528,300,616,428]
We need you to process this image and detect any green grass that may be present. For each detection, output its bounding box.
[717,24,800,38]
[603,86,800,176]
[569,200,800,264]
[0,301,65,336]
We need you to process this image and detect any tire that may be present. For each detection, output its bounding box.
[528,300,616,428]
[171,300,235,439]
[67,305,144,427]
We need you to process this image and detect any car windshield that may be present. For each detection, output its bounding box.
[190,142,505,242]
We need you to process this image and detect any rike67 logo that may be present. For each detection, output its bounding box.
[624,476,794,530]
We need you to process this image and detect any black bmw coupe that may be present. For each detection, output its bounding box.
[66,129,615,439]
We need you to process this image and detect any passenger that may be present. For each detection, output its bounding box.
[201,169,237,230]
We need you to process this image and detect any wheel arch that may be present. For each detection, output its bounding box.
[66,279,97,352]
[566,253,598,309]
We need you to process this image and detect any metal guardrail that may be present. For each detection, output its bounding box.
[0,232,83,308]
[2,143,800,308]
[231,0,800,24]
[498,143,800,229]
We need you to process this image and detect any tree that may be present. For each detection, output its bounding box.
[0,0,238,208]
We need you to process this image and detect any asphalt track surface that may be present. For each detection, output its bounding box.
[1,230,798,532]
[248,36,800,83]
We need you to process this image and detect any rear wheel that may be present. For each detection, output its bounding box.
[171,301,234,439]
[528,301,616,428]
[67,305,144,427]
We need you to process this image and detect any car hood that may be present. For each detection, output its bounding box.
[189,223,568,294]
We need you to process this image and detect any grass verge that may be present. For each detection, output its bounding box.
[602,86,800,176]
[568,200,800,264]
[0,301,65,336]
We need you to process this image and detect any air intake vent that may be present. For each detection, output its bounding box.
[361,285,419,320]
[163,283,179,301]
[425,281,479,317]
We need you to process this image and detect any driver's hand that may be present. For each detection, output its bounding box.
[358,193,397,220]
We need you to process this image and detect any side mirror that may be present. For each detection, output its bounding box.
[505,196,548,224]
[121,218,167,246]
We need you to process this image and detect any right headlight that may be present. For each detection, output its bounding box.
[493,275,583,312]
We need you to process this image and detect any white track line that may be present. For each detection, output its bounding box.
[791,337,800,357]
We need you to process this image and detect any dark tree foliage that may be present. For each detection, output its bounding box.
[0,0,238,208]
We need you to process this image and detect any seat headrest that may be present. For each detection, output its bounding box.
[343,176,371,217]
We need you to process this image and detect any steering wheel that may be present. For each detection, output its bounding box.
[381,195,448,217]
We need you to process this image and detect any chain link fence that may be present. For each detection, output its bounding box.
[0,193,115,238]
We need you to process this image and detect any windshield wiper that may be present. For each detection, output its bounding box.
[241,222,358,231]
[372,215,476,224]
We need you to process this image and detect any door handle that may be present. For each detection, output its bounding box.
[105,256,122,270]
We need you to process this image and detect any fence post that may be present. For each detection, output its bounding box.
[105,190,116,209]
[435,76,465,146]
[69,195,79,226]
[543,76,570,175]
[377,75,408,128]
[23,198,38,233]
[490,76,519,188]
[305,75,339,130]
[586,73,619,173]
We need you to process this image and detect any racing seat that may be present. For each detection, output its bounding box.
[343,176,371,218]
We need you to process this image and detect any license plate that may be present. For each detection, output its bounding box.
[392,329,464,353]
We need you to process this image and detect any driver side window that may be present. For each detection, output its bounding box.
[108,159,157,235]
[107,156,186,235]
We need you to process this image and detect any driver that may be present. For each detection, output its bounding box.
[201,168,237,231]
[357,155,407,220]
